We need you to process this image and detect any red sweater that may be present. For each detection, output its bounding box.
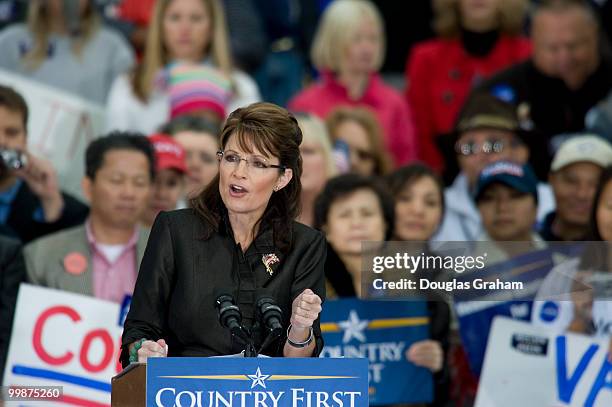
[289,72,418,166]
[405,35,531,172]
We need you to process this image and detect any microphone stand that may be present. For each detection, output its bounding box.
[258,327,283,354]
[230,325,258,357]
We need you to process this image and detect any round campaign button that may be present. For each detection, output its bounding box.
[540,301,560,323]
[63,252,87,275]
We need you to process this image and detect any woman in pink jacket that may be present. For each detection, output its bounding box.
[288,0,417,167]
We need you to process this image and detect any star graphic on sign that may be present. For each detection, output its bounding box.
[248,367,270,389]
[338,310,368,343]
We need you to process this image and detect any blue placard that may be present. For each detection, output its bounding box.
[319,298,433,405]
[453,245,583,376]
[147,357,369,407]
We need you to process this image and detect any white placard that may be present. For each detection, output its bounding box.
[3,284,126,406]
[0,69,106,200]
[476,317,611,407]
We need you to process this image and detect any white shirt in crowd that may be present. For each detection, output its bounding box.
[105,70,261,134]
[0,24,134,105]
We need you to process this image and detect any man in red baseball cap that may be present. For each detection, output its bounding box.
[141,134,187,227]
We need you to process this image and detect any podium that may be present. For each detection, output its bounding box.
[111,363,146,406]
[111,357,368,407]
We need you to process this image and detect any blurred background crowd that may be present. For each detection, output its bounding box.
[1,0,612,406]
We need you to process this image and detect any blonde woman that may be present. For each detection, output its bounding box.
[288,0,417,167]
[406,0,530,173]
[105,0,260,134]
[326,106,392,176]
[0,0,134,104]
[295,113,337,226]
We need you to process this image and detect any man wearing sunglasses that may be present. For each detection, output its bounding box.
[434,93,555,242]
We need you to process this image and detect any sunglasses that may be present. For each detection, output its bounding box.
[455,139,522,156]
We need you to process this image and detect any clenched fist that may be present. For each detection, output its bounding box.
[290,288,322,329]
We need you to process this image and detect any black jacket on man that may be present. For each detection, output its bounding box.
[475,58,612,179]
[1,181,89,244]
[0,235,26,385]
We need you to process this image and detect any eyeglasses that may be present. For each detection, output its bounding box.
[455,139,521,156]
[217,150,286,173]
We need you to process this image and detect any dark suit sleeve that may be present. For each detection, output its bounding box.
[428,300,451,407]
[286,230,327,357]
[17,190,89,244]
[120,212,175,367]
[0,238,26,385]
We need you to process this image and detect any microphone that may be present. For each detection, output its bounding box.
[256,296,283,332]
[256,295,284,353]
[215,294,242,334]
[215,293,257,357]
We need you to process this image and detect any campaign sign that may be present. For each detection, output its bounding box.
[3,284,124,407]
[453,247,567,376]
[319,298,432,405]
[476,317,612,407]
[0,69,106,200]
[147,357,369,407]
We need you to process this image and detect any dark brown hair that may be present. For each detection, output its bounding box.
[386,163,446,222]
[0,85,28,128]
[191,102,303,252]
[579,166,612,270]
[433,0,528,38]
[313,173,395,240]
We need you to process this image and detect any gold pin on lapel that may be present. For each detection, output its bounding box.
[262,253,280,276]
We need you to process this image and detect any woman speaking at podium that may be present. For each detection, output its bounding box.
[120,103,326,367]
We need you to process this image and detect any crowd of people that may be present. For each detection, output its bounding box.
[1,0,612,406]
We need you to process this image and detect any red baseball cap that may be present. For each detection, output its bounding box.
[148,133,188,174]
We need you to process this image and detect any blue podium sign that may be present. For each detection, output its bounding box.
[320,298,433,405]
[147,357,369,407]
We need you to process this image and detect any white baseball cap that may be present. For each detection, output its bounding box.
[550,134,612,172]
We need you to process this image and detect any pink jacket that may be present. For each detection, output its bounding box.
[289,72,418,166]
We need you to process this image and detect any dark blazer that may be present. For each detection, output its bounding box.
[121,209,326,367]
[2,181,89,244]
[475,58,612,179]
[0,235,26,385]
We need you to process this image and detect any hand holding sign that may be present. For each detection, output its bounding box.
[406,339,444,373]
[568,271,594,333]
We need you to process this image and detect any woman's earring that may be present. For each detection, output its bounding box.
[273,185,279,192]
